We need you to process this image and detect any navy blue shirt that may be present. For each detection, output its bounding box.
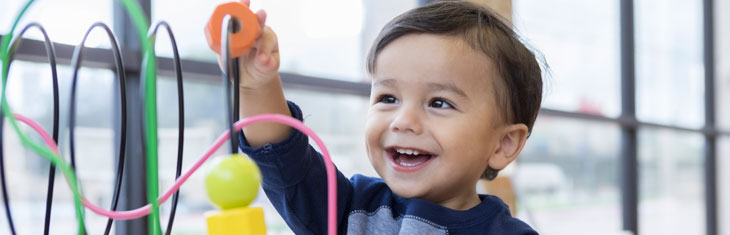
[239,101,538,234]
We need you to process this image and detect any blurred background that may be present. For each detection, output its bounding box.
[0,0,728,234]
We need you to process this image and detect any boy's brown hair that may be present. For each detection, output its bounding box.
[366,0,543,180]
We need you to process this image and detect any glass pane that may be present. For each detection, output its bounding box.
[155,79,369,234]
[719,136,730,235]
[713,4,729,234]
[155,78,226,234]
[1,0,113,46]
[151,0,231,63]
[513,0,621,117]
[514,117,622,234]
[715,1,729,231]
[0,61,119,233]
[152,0,417,81]
[717,0,730,131]
[636,0,704,128]
[284,89,372,177]
[638,128,705,235]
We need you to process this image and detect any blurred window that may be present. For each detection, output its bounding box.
[152,0,417,81]
[515,117,622,234]
[1,61,119,233]
[717,2,730,235]
[635,0,704,128]
[638,129,705,235]
[719,137,730,235]
[717,0,730,131]
[514,0,621,117]
[1,0,113,47]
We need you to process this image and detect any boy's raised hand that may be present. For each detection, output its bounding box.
[219,0,280,89]
[220,0,291,148]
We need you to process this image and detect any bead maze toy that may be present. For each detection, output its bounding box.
[0,1,338,234]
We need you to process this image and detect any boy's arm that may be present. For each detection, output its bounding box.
[223,1,354,233]
[239,102,354,234]
[221,0,290,148]
[238,75,290,148]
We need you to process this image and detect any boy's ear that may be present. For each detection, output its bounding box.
[488,123,529,170]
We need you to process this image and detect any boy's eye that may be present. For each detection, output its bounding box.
[377,95,399,104]
[429,98,453,109]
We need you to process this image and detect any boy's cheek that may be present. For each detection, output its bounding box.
[364,111,389,132]
[363,120,381,146]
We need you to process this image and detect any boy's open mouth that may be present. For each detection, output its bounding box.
[386,147,435,172]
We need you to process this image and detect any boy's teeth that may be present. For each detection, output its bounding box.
[396,148,420,155]
[399,161,420,167]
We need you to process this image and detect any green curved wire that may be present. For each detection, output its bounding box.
[117,0,162,234]
[1,0,161,234]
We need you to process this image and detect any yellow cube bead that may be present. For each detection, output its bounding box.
[206,207,266,235]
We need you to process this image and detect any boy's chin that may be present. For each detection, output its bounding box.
[386,180,429,199]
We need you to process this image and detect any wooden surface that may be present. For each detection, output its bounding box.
[481,176,517,216]
[468,0,512,22]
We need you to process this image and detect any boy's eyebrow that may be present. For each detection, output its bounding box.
[427,82,468,98]
[372,78,396,88]
[373,79,468,98]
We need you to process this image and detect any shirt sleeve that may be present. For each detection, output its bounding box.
[238,101,353,234]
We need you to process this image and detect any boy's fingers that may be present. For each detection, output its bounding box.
[254,27,277,65]
[240,0,250,7]
[255,10,267,30]
[263,27,278,52]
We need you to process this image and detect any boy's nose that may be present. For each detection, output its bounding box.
[389,107,423,135]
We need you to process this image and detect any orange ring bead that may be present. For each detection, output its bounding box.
[205,2,260,58]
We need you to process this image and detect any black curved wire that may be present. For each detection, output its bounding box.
[0,113,11,235]
[0,22,60,235]
[147,21,185,235]
[0,112,11,235]
[221,15,241,155]
[231,23,240,155]
[68,22,127,235]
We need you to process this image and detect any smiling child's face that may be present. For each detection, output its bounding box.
[365,33,506,210]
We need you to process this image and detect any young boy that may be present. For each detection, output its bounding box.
[229,0,542,234]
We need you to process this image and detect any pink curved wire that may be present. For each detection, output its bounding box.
[15,114,60,155]
[15,113,337,235]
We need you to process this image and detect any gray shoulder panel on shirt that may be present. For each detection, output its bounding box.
[347,206,448,235]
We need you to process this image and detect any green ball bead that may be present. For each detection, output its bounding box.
[205,154,261,209]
